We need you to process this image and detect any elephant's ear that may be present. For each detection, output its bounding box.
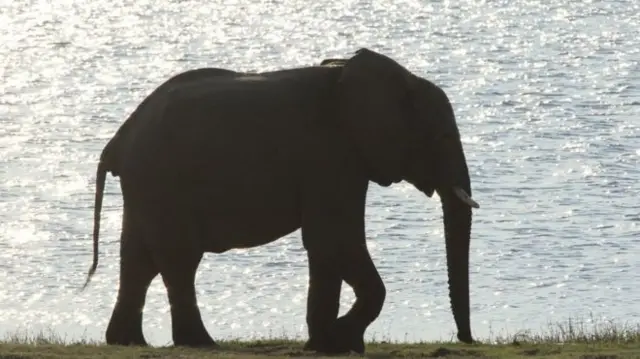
[338,48,416,186]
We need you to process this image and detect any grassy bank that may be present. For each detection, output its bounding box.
[2,319,639,358]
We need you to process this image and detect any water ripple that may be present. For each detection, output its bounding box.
[0,0,639,345]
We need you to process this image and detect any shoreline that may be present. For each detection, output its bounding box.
[2,318,639,358]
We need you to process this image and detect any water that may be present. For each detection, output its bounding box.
[1,0,639,346]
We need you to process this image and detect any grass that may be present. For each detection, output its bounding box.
[1,318,639,358]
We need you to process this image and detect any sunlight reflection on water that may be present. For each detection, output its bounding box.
[0,0,639,346]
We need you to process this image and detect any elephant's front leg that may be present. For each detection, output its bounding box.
[332,242,386,354]
[303,250,342,352]
[303,241,385,355]
[301,192,384,353]
[300,165,377,354]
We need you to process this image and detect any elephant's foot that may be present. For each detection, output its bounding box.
[106,321,148,347]
[457,330,474,344]
[105,305,149,347]
[303,317,365,355]
[172,318,218,348]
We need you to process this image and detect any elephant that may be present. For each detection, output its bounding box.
[81,48,480,354]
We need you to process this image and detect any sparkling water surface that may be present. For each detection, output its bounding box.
[1,0,639,345]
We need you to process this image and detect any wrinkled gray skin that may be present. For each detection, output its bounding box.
[83,48,479,355]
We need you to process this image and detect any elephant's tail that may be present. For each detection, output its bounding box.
[81,159,108,291]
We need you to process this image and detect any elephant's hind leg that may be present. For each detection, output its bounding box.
[106,210,159,346]
[155,243,216,348]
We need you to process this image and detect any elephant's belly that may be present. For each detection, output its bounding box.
[121,148,305,253]
[198,194,302,254]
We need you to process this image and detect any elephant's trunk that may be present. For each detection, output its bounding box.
[436,144,475,344]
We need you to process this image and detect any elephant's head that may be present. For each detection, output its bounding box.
[336,48,479,344]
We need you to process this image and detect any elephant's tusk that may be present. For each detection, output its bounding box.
[453,187,480,209]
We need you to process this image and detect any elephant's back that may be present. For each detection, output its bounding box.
[116,65,343,200]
